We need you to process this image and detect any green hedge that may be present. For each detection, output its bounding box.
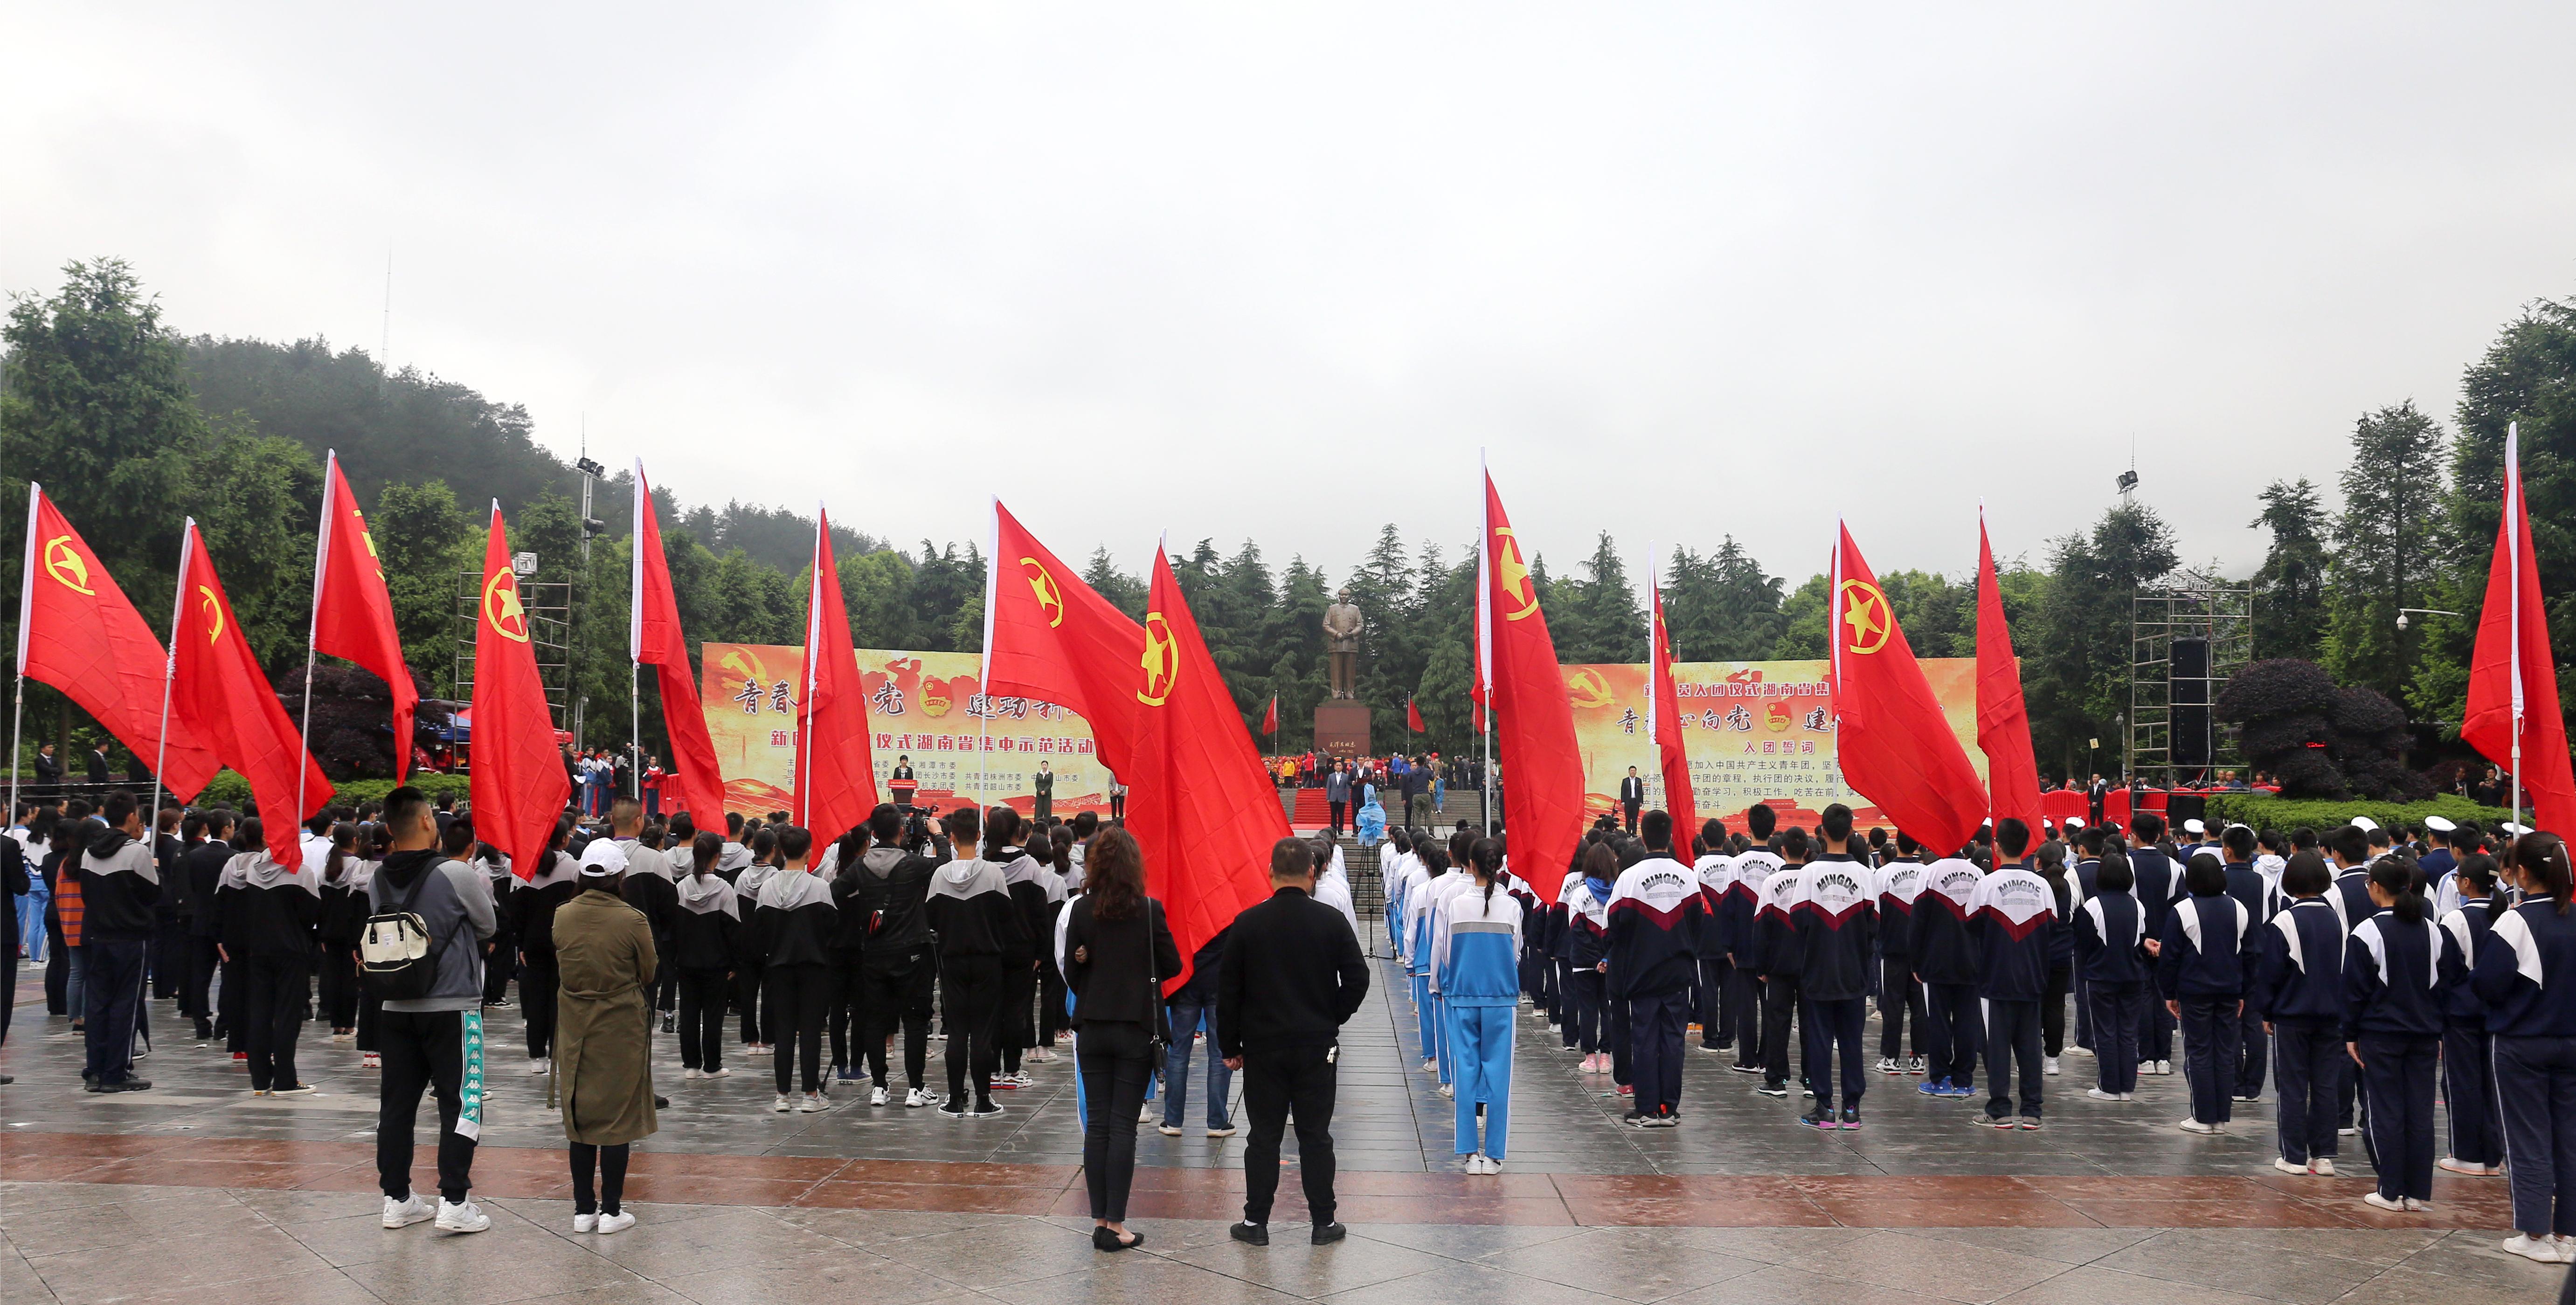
[195,770,474,812]
[2201,792,2515,834]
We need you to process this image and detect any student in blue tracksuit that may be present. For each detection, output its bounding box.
[2474,832,2576,1264]
[2216,825,2276,1102]
[2434,854,2504,1175]
[2127,815,2181,1075]
[1971,820,2056,1128]
[2344,858,2443,1213]
[1438,838,1523,1172]
[2155,854,2258,1134]
[1796,805,1877,1130]
[2256,852,2347,1175]
[1405,844,1449,1073]
[2072,852,2144,1102]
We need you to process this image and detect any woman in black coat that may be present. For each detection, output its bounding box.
[1061,828,1179,1252]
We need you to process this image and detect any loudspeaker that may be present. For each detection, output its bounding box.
[2171,637,2212,767]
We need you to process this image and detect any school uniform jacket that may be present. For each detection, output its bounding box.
[1546,870,1581,963]
[1563,877,1612,970]
[750,868,837,967]
[1968,865,2056,1001]
[516,852,584,967]
[1752,861,1807,978]
[2128,847,2182,942]
[1911,858,1983,986]
[1433,883,1523,1006]
[924,857,1028,961]
[996,848,1050,967]
[2073,890,2145,987]
[215,852,324,960]
[1606,855,1709,999]
[2253,899,2346,1023]
[2343,911,2442,1041]
[2221,860,2278,923]
[2327,868,2378,934]
[1726,850,1782,972]
[2472,898,2576,1039]
[670,873,741,971]
[2155,894,2257,1000]
[1694,854,1742,961]
[1795,855,1876,1001]
[2434,898,2495,1031]
[1875,858,1927,968]
[76,833,161,940]
[1405,869,1450,976]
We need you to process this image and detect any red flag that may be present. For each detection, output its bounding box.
[2463,422,2574,836]
[1260,694,1278,735]
[1406,697,1425,733]
[1648,560,1696,832]
[631,461,726,822]
[793,508,879,839]
[471,506,572,876]
[173,522,331,866]
[311,452,416,781]
[14,485,220,799]
[1974,510,2043,839]
[1830,522,1986,855]
[1126,547,1291,992]
[984,500,1144,776]
[1481,471,1585,904]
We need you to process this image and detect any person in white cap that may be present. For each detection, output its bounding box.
[2423,817,2463,916]
[2179,819,2210,863]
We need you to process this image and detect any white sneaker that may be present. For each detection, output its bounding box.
[1876,1057,1897,1074]
[2042,1056,2061,1076]
[1464,1154,1489,1174]
[1206,1125,1237,1138]
[1422,1060,1439,1074]
[595,1210,636,1235]
[870,1086,889,1106]
[2361,1192,2405,1212]
[527,1058,551,1076]
[772,1094,794,1113]
[904,1088,930,1108]
[1158,1123,1183,1137]
[2087,1087,2122,1102]
[2338,1126,2360,1136]
[2156,1060,2173,1075]
[705,1067,730,1079]
[1439,1083,1454,1098]
[2179,1118,2219,1135]
[434,1198,490,1233]
[2272,1158,2309,1175]
[800,1091,828,1113]
[2500,1234,2565,1263]
[2311,1158,2336,1176]
[684,1068,703,1081]
[1139,1103,1157,1124]
[2119,1093,2135,1101]
[381,1194,436,1229]
[574,1213,597,1233]
[2402,1198,2431,1213]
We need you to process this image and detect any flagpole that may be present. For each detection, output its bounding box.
[2507,422,2523,834]
[803,505,824,829]
[978,497,998,818]
[298,452,333,819]
[1478,450,1494,838]
[152,521,194,849]
[1648,539,1658,812]
[10,483,39,818]
[630,462,647,801]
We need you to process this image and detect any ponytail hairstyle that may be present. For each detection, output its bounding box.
[691,831,723,881]
[2457,852,2498,899]
[1469,836,1504,910]
[983,806,1023,862]
[1049,825,1075,876]
[831,822,871,878]
[1417,845,1451,878]
[2512,832,2574,916]
[2369,856,2427,924]
[749,827,778,866]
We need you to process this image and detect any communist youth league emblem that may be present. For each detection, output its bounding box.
[1837,579,1893,656]
[1137,611,1178,706]
[1020,558,1064,628]
[483,567,532,643]
[1491,527,1539,622]
[43,535,95,595]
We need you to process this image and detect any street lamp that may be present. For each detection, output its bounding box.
[2394,608,2462,632]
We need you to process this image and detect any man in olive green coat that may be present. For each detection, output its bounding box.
[548,851,658,1230]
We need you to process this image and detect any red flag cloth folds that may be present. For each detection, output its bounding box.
[2462,426,2575,836]
[312,454,416,781]
[794,509,879,840]
[1649,580,1696,833]
[1481,473,1585,905]
[1407,697,1425,733]
[471,506,572,877]
[984,501,1144,777]
[1260,694,1278,736]
[1830,522,1987,856]
[1125,550,1290,993]
[15,485,221,800]
[173,521,331,867]
[1974,513,2043,840]
[631,463,726,822]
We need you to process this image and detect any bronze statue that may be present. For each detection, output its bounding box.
[1323,587,1362,700]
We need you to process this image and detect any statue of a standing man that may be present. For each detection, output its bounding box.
[1322,587,1363,700]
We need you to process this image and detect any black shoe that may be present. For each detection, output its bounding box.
[661,1014,675,1033]
[1758,1082,1789,1098]
[1730,1062,1765,1074]
[1798,1109,1833,1130]
[0,1075,12,1085]
[938,1096,969,1118]
[653,1095,670,1109]
[1230,1222,1269,1246]
[1839,1107,1861,1129]
[1310,1222,1347,1245]
[111,1079,150,1092]
[194,1019,214,1040]
[1091,1226,1142,1252]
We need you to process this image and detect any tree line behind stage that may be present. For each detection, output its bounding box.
[3,258,2570,782]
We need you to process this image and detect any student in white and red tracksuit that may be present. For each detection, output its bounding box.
[1692,823,1740,1054]
[2155,854,2259,1134]
[1970,819,2057,1129]
[1795,805,1876,1129]
[2433,854,2504,1176]
[1751,832,1811,1099]
[2072,850,2145,1103]
[2253,851,2346,1175]
[1562,845,1615,1071]
[2343,858,2444,1213]
[1911,850,1983,1098]
[1874,833,1928,1075]
[1604,812,1710,1126]
[2474,832,2576,1264]
[1724,813,1782,1074]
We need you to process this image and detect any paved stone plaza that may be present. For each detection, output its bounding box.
[4,954,2566,1304]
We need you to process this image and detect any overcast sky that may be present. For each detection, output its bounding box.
[10,3,2573,593]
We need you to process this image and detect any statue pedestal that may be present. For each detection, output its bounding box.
[1313,701,1371,759]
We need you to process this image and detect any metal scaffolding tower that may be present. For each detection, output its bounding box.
[2129,573,2254,789]
[454,568,575,742]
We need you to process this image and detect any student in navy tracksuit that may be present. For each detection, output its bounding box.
[2156,854,2259,1132]
[1911,850,1984,1098]
[2434,854,2504,1175]
[1605,812,1711,1126]
[2034,842,2077,1073]
[2474,832,2576,1264]
[1796,805,1876,1129]
[2216,825,2276,1101]
[2069,828,2112,1054]
[1562,844,1615,1070]
[2322,826,2377,1133]
[2071,852,2144,1101]
[2256,852,2346,1174]
[2344,858,2443,1212]
[2127,815,2181,1073]
[1971,820,2056,1127]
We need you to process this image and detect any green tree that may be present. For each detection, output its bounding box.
[370,479,476,695]
[1549,532,1647,664]
[2027,502,2179,774]
[2250,478,2332,662]
[2322,401,2446,700]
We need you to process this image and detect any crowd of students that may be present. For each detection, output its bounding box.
[1381,799,2576,1265]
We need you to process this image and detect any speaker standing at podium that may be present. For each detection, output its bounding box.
[1619,769,1645,834]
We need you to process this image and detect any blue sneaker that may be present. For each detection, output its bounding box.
[1944,1082,1980,1098]
[1918,1078,1950,1096]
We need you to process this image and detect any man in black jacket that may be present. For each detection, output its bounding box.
[181,811,237,1039]
[1619,768,1646,833]
[1218,837,1368,1247]
[79,794,158,1091]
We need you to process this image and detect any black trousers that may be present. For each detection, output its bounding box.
[1553,958,1577,1040]
[1604,979,1632,1085]
[2087,982,2140,1095]
[941,955,1004,1102]
[827,954,869,1071]
[1696,958,1730,1050]
[1878,956,1923,1059]
[1627,987,1689,1118]
[1076,1020,1153,1222]
[1923,980,1981,1087]
[319,946,359,1029]
[2234,998,2268,1100]
[764,963,832,1094]
[862,957,935,1089]
[1328,801,1346,836]
[82,937,147,1085]
[376,1008,477,1203]
[2358,1033,2438,1201]
[2041,963,2071,1057]
[2178,994,2240,1124]
[521,960,559,1058]
[1621,801,1640,833]
[569,1142,629,1215]
[481,931,516,1005]
[1759,973,1804,1088]
[1804,995,1867,1111]
[2273,1016,2343,1164]
[152,917,188,999]
[221,957,247,1051]
[242,953,311,1092]
[2443,1023,2505,1167]
[1565,968,1603,1053]
[1725,962,1763,1068]
[1242,1043,1338,1226]
[1983,998,2044,1120]
[734,962,766,1046]
[999,958,1037,1072]
[2141,987,2174,1064]
[1039,956,1070,1044]
[677,968,729,1071]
